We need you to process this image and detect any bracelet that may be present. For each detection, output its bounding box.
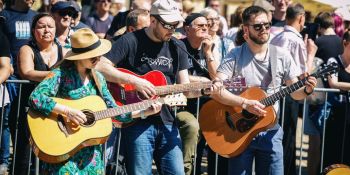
[303,87,313,96]
[201,89,209,96]
[140,110,147,119]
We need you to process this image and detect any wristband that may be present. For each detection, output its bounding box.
[303,87,313,96]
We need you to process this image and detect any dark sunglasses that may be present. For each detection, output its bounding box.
[192,23,209,29]
[154,16,178,30]
[248,22,271,31]
[58,10,74,17]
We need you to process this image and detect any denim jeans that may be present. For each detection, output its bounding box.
[122,120,184,175]
[228,127,284,175]
[0,104,10,165]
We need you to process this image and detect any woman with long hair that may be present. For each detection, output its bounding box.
[28,28,162,174]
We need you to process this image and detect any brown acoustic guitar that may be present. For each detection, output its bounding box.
[199,63,338,158]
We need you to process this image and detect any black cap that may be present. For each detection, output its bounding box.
[51,1,77,13]
[184,13,205,26]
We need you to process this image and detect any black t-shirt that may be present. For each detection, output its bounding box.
[315,35,343,63]
[272,17,285,27]
[181,38,211,114]
[105,29,190,124]
[0,29,10,57]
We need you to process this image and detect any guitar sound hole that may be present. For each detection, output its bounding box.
[81,110,96,126]
[236,117,259,133]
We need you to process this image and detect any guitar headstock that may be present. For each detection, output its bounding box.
[223,76,247,91]
[161,93,187,107]
[312,62,339,79]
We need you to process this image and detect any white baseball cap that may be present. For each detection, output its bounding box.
[150,0,184,23]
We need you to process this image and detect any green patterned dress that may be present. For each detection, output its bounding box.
[28,66,130,175]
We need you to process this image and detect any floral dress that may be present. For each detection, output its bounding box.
[28,66,130,174]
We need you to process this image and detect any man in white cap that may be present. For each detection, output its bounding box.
[96,0,219,174]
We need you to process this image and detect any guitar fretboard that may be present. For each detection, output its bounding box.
[260,78,308,106]
[154,82,213,95]
[93,98,164,120]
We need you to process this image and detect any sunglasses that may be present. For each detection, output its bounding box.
[248,22,271,32]
[192,23,209,29]
[58,10,74,17]
[154,16,178,30]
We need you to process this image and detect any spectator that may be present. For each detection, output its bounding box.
[15,13,63,175]
[324,30,350,169]
[201,7,233,64]
[85,0,114,38]
[304,11,344,175]
[105,0,151,39]
[0,23,12,175]
[69,0,90,31]
[207,0,228,36]
[225,5,245,44]
[110,0,126,16]
[51,1,77,53]
[270,0,291,36]
[271,4,318,175]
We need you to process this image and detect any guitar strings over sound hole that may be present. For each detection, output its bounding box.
[81,110,96,126]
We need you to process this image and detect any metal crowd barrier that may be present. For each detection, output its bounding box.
[0,79,348,175]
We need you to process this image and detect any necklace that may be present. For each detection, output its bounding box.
[253,48,269,62]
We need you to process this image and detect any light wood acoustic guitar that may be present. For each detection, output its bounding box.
[199,63,338,158]
[108,68,242,127]
[27,94,187,163]
[323,164,350,175]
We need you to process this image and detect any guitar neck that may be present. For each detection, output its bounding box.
[154,82,212,95]
[260,78,309,106]
[93,99,163,120]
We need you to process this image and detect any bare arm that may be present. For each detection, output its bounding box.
[328,74,350,91]
[18,45,50,82]
[95,56,156,98]
[0,56,11,84]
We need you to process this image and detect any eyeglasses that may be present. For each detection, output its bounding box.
[58,10,74,17]
[192,23,209,29]
[154,16,178,30]
[248,22,271,32]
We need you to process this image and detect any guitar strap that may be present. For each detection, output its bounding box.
[269,44,278,93]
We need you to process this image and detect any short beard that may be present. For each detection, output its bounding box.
[248,30,269,45]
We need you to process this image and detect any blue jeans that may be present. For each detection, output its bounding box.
[228,127,284,175]
[122,121,184,175]
[0,104,11,165]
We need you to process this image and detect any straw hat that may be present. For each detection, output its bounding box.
[64,28,111,60]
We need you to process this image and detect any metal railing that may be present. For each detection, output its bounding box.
[0,80,349,175]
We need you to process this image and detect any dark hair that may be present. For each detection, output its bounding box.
[314,12,333,29]
[286,3,305,21]
[230,6,245,27]
[31,13,55,39]
[235,25,246,46]
[343,30,350,42]
[242,6,268,25]
[126,9,149,28]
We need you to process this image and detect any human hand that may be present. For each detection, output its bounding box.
[241,99,266,116]
[64,107,87,125]
[146,102,162,116]
[201,35,214,57]
[304,76,317,95]
[133,76,156,99]
[202,79,223,95]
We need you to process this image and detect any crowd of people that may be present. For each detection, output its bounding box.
[0,0,349,174]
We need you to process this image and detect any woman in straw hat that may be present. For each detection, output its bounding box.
[28,28,162,174]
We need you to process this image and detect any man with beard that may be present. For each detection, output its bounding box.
[96,0,218,174]
[209,6,317,174]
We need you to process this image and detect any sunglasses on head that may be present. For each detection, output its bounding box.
[248,22,271,32]
[154,16,178,30]
[58,10,74,17]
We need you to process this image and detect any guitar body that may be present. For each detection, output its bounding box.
[27,96,112,163]
[108,68,168,105]
[199,87,277,157]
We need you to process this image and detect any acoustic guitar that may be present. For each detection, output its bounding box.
[323,164,350,175]
[199,63,338,158]
[108,68,242,127]
[27,94,186,163]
